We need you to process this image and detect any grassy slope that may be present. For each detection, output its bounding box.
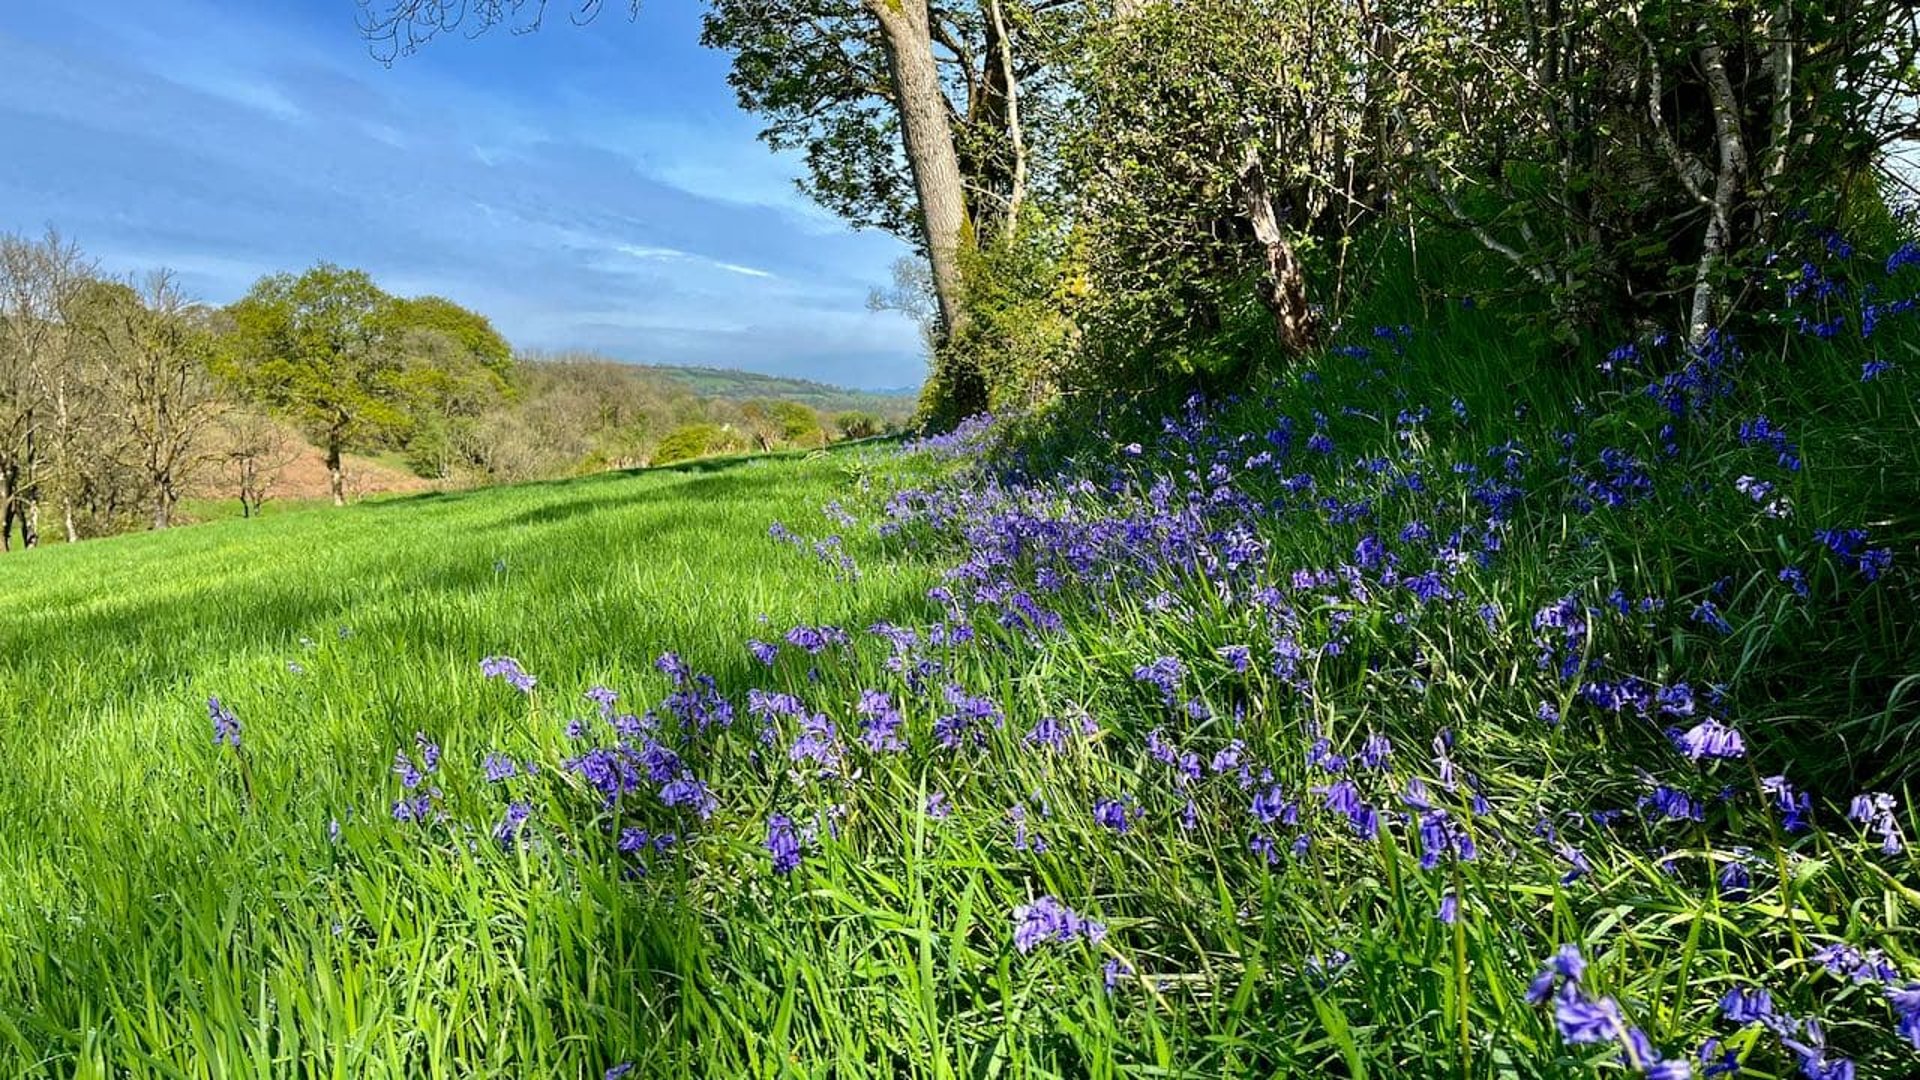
[0,447,936,1078]
[2,240,1918,1080]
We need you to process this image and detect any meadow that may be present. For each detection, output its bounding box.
[3,232,1919,1079]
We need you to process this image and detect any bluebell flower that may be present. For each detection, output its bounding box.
[1848,792,1905,854]
[1103,957,1134,992]
[1011,896,1104,953]
[1093,797,1133,833]
[1251,784,1297,826]
[1555,993,1624,1044]
[1676,719,1746,761]
[1358,732,1392,771]
[492,801,532,847]
[1642,785,1705,822]
[1132,656,1186,704]
[479,656,536,693]
[1889,983,1920,1049]
[209,697,242,749]
[482,752,519,783]
[1720,987,1774,1024]
[1762,775,1812,832]
[1691,601,1733,635]
[1437,893,1460,924]
[1862,358,1893,381]
[856,689,905,754]
[765,813,802,875]
[1718,855,1752,896]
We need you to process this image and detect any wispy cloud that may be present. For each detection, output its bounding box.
[0,0,921,389]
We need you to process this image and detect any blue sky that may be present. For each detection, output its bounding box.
[0,0,926,390]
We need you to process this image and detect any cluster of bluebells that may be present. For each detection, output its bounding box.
[249,226,1920,1079]
[480,655,537,693]
[1527,946,1694,1079]
[391,732,442,823]
[1011,896,1105,954]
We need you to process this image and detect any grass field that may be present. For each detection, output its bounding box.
[3,232,1920,1080]
[0,448,939,1078]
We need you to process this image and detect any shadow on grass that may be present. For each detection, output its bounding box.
[2,570,944,1075]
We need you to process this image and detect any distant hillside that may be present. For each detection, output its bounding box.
[642,365,920,421]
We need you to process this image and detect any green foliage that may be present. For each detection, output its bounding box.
[835,411,883,439]
[651,422,727,465]
[222,264,409,458]
[943,218,1081,410]
[771,401,825,445]
[3,284,1917,1074]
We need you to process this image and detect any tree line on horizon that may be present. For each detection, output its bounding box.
[365,0,1920,420]
[0,234,898,550]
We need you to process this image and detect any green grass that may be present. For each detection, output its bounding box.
[3,240,1919,1079]
[0,447,940,1078]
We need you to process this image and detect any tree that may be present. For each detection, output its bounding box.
[359,0,1053,414]
[92,272,227,529]
[1068,0,1376,364]
[0,229,94,549]
[836,410,882,438]
[383,296,515,479]
[1379,0,1920,341]
[216,409,300,519]
[224,264,408,506]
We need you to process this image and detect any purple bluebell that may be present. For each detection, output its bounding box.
[1093,797,1133,833]
[1527,945,1588,1005]
[765,813,802,875]
[1011,896,1105,953]
[856,689,906,754]
[1642,785,1705,823]
[1762,775,1813,832]
[479,656,536,693]
[1554,993,1624,1044]
[493,801,533,847]
[1720,987,1774,1024]
[1890,983,1920,1049]
[1848,792,1905,854]
[1358,732,1392,771]
[209,697,242,749]
[1676,719,1746,761]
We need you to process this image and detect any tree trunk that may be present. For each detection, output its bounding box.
[326,438,346,507]
[867,0,971,342]
[1688,38,1748,346]
[153,476,174,530]
[1239,146,1320,354]
[987,0,1027,235]
[62,499,76,544]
